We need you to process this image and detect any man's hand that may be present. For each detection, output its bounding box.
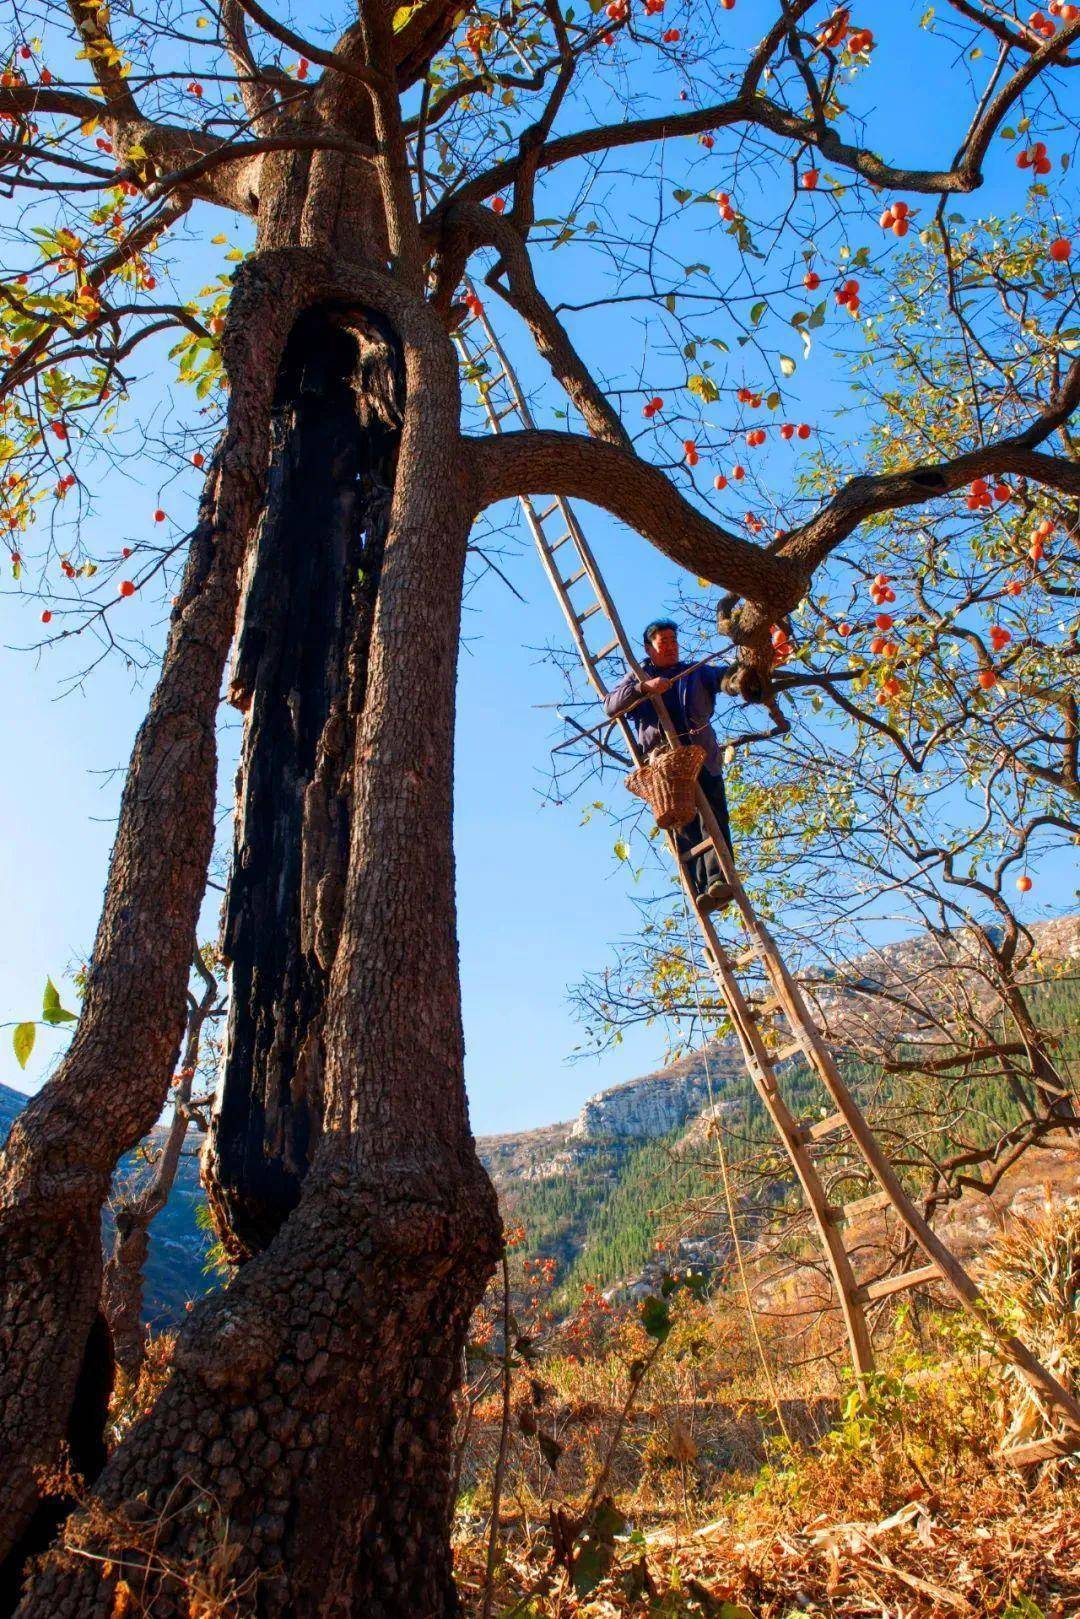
[640,675,672,696]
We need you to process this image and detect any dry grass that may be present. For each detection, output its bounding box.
[454,1200,1080,1618]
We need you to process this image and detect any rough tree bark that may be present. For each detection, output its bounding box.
[15,270,503,1619]
[0,248,322,1591]
[3,6,1076,1613]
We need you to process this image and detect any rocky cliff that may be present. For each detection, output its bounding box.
[567,1043,742,1141]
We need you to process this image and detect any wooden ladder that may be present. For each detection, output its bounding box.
[454,287,1080,1465]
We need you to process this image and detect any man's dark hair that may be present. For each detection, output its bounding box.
[643,618,678,649]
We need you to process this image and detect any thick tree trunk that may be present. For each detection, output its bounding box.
[15,277,503,1619]
[0,250,331,1592]
[204,308,403,1260]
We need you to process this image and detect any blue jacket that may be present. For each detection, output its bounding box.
[604,659,731,774]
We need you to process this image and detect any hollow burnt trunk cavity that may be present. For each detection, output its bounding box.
[205,305,404,1260]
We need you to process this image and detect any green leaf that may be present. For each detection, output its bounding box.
[664,293,676,314]
[749,300,767,326]
[42,977,76,1026]
[572,1540,613,1596]
[640,1294,672,1341]
[13,1022,35,1069]
[672,187,692,205]
[591,1499,628,1540]
[614,840,630,861]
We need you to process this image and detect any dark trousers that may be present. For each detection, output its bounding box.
[675,768,734,897]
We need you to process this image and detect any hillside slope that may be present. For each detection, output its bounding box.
[2,913,1076,1322]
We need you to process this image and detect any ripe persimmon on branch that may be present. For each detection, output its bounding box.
[0,0,1076,1613]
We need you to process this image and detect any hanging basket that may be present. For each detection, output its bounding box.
[625,743,706,831]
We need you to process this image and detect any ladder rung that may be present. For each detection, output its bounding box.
[589,638,621,663]
[771,1041,805,1067]
[804,1109,846,1142]
[685,836,715,858]
[859,1262,941,1303]
[491,397,517,422]
[549,531,574,552]
[840,1189,893,1224]
[734,944,760,969]
[563,567,589,588]
[535,499,560,521]
[576,602,604,624]
[751,993,783,1021]
[1000,1431,1080,1467]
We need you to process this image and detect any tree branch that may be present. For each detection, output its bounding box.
[460,208,630,448]
[470,429,798,599]
[778,358,1080,579]
[434,15,1078,217]
[66,0,139,120]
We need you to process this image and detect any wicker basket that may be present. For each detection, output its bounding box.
[625,743,706,831]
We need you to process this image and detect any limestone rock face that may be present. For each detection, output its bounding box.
[569,1045,741,1141]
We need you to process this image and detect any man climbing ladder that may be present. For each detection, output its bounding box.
[455,287,1080,1459]
[605,618,736,912]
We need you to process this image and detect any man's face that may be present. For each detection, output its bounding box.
[648,627,680,668]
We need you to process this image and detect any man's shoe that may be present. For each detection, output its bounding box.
[698,880,735,914]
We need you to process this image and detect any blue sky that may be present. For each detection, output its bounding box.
[1,3,1075,1134]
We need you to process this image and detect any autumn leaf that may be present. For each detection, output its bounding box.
[687,374,720,404]
[13,1023,35,1069]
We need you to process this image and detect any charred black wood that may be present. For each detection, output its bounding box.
[206,306,403,1259]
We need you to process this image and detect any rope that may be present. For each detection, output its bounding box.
[679,896,793,1446]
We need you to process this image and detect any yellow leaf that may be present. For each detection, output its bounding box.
[211,234,227,245]
[687,373,719,404]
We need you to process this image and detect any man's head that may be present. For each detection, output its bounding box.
[644,619,680,668]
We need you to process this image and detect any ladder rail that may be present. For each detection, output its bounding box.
[458,284,876,1375]
[453,284,1080,1440]
[457,301,647,703]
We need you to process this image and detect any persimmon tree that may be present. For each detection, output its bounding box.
[569,207,1079,1312]
[0,0,1077,1613]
